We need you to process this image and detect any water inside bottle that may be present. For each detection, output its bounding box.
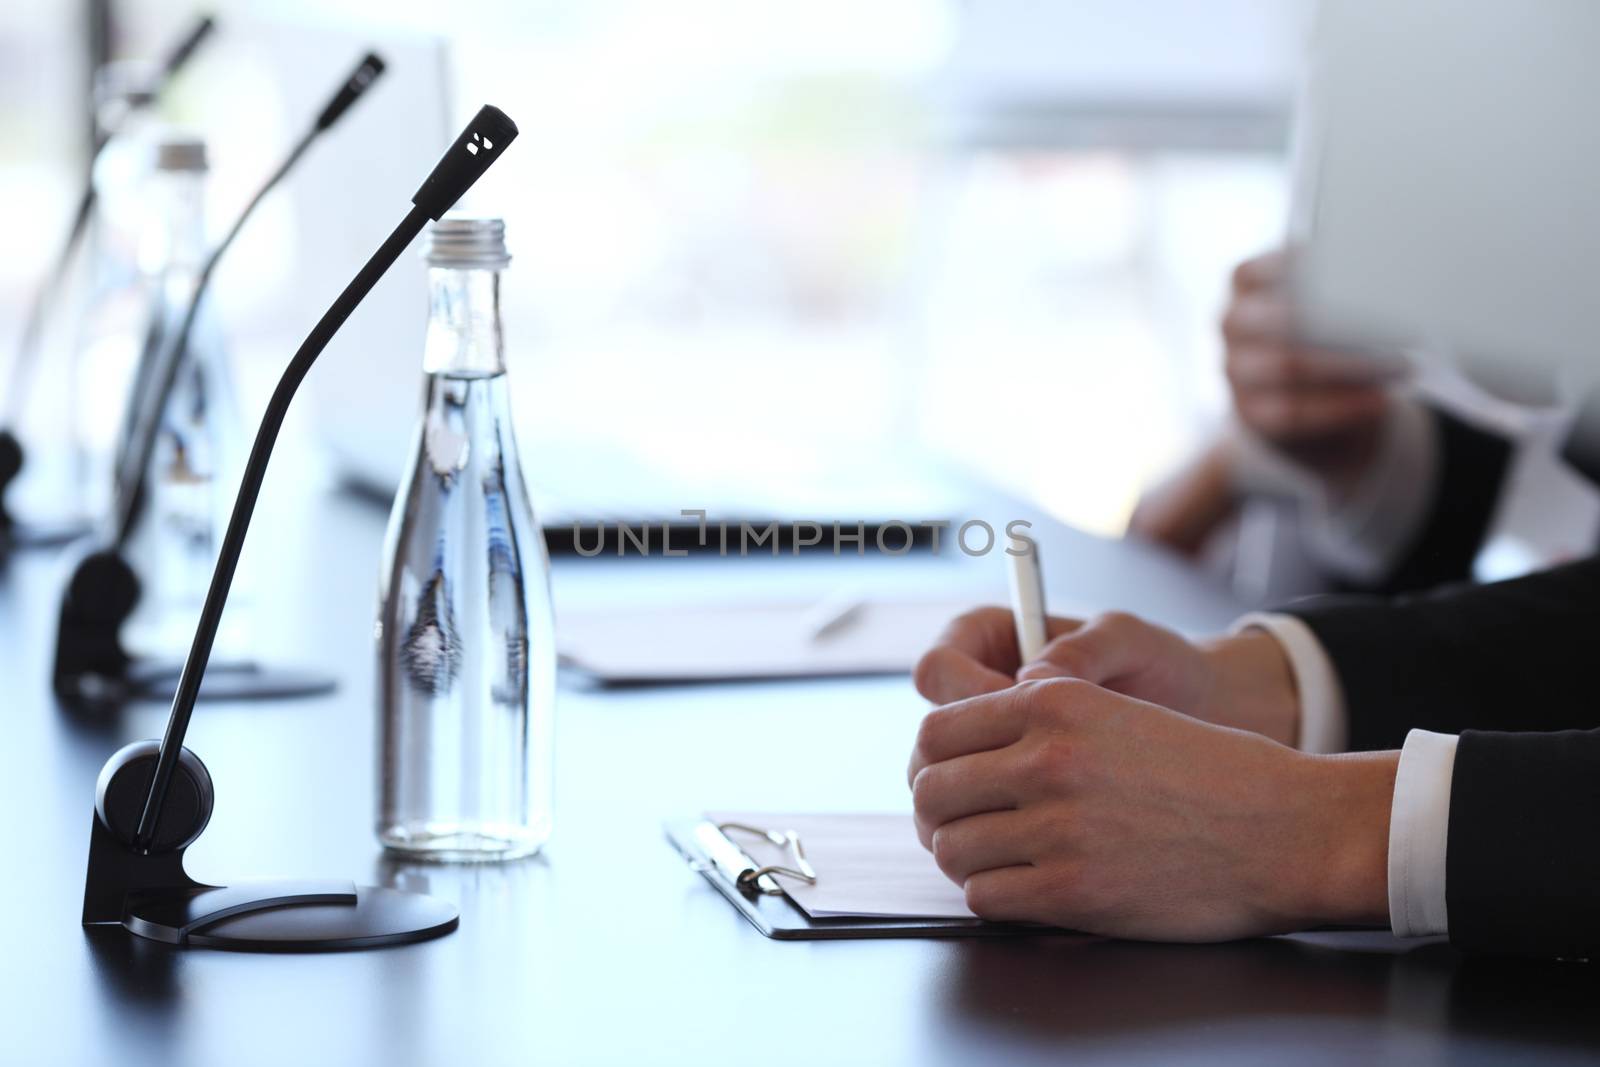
[376,367,555,861]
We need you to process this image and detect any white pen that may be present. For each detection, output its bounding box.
[1006,540,1049,664]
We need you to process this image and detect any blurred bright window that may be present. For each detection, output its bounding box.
[2,0,1305,535]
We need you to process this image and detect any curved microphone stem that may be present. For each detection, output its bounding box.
[133,204,428,851]
[110,134,313,546]
[3,14,216,430]
[132,103,519,854]
[113,52,385,547]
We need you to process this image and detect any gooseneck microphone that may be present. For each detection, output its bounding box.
[135,104,520,852]
[52,52,388,705]
[0,14,216,545]
[113,51,387,545]
[146,15,220,116]
[82,106,517,952]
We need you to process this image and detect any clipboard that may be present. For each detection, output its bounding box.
[664,817,1075,941]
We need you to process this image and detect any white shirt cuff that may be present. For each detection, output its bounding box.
[1230,612,1348,754]
[1387,729,1458,938]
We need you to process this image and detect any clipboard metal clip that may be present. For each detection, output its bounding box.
[694,821,817,896]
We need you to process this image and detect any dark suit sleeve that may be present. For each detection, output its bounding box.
[1283,556,1600,750]
[1447,729,1600,958]
[1286,562,1600,957]
[1344,407,1513,596]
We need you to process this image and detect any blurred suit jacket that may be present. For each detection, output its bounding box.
[1347,396,1600,595]
[1357,408,1514,594]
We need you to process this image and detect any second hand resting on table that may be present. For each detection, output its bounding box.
[908,607,1397,940]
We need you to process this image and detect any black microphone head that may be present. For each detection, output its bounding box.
[315,51,387,131]
[411,105,519,221]
[158,15,217,82]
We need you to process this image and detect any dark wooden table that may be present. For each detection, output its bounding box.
[3,488,1598,1067]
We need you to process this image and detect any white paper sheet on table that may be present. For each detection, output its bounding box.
[708,812,976,920]
[562,599,988,683]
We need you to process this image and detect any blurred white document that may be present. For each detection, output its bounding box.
[560,598,990,684]
[1294,0,1600,380]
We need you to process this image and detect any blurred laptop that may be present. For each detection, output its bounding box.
[194,17,972,537]
[172,15,450,502]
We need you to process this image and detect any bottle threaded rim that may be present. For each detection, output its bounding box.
[155,136,208,172]
[425,217,511,270]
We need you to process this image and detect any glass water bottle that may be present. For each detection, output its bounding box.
[376,218,556,861]
[119,136,243,659]
[58,61,166,522]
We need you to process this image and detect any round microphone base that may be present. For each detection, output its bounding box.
[126,660,339,703]
[121,881,458,952]
[4,518,93,550]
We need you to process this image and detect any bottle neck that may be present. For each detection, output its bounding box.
[423,267,505,377]
[140,169,207,282]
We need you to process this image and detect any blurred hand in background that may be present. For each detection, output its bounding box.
[1222,249,1402,486]
[1130,248,1407,556]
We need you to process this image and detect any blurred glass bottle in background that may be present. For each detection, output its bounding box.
[119,135,244,659]
[377,218,556,861]
[24,61,167,523]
